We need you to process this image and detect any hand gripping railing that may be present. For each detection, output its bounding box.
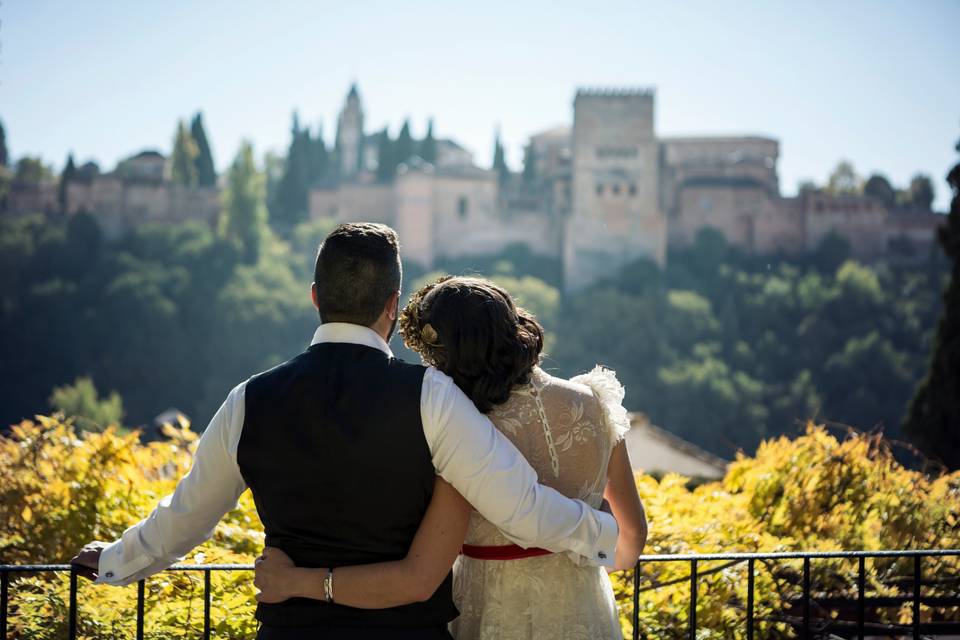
[2,550,959,639]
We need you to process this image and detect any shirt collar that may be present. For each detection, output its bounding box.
[310,323,394,357]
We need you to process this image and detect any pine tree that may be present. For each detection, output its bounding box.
[190,113,217,187]
[376,128,395,183]
[909,174,935,211]
[420,119,436,164]
[219,141,269,264]
[493,130,509,183]
[904,138,960,469]
[0,118,8,167]
[395,120,414,166]
[170,120,199,187]
[59,153,77,214]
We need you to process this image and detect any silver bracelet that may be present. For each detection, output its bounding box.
[323,567,334,603]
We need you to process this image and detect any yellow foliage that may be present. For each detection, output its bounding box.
[1,417,958,638]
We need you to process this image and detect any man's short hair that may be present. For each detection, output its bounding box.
[314,223,402,326]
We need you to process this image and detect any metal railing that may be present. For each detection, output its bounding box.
[2,550,959,639]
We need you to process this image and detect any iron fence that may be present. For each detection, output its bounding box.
[2,550,959,639]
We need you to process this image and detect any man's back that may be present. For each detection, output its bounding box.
[239,342,457,628]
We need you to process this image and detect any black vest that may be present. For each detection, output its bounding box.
[238,342,457,628]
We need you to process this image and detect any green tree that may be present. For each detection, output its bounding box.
[170,119,199,187]
[306,124,329,185]
[395,120,414,166]
[493,130,509,182]
[825,160,861,195]
[49,376,124,432]
[909,173,935,211]
[14,157,54,183]
[271,113,310,227]
[811,231,852,274]
[190,112,217,187]
[58,153,77,214]
[420,118,437,164]
[375,129,395,183]
[904,140,960,468]
[0,118,8,167]
[863,173,896,208]
[522,143,536,184]
[219,141,269,263]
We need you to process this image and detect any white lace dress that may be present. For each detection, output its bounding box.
[450,366,630,640]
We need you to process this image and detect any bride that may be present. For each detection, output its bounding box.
[254,276,648,639]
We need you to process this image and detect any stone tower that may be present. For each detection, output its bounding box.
[563,88,666,290]
[336,83,365,180]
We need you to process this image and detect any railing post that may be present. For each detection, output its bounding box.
[1,571,8,639]
[137,579,145,640]
[689,559,698,640]
[746,558,754,640]
[912,555,921,640]
[204,569,211,640]
[633,561,640,640]
[857,556,865,640]
[803,557,810,639]
[68,568,78,640]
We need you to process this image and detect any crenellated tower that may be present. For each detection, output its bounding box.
[563,88,666,290]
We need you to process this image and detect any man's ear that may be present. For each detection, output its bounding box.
[310,283,320,310]
[386,290,401,320]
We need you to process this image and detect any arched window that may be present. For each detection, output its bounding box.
[458,196,468,219]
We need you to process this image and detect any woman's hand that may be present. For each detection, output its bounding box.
[254,547,300,603]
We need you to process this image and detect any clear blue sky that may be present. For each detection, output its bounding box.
[3,1,958,208]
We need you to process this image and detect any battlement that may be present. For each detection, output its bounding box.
[575,87,655,99]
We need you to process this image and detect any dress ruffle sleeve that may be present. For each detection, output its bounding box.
[571,365,631,446]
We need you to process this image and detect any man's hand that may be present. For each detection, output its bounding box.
[254,547,298,603]
[70,541,108,581]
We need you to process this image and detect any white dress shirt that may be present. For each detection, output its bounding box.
[97,323,618,585]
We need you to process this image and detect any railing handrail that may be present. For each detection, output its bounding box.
[2,549,959,640]
[3,548,959,572]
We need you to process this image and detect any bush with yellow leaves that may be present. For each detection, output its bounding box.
[2,416,958,638]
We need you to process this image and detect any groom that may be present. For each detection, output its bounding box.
[71,223,617,639]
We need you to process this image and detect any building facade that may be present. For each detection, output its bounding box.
[311,85,944,290]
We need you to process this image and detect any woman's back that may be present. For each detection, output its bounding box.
[451,366,629,640]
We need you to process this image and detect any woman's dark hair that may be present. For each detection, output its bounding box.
[399,276,544,413]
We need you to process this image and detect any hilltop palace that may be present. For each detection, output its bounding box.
[18,84,941,291]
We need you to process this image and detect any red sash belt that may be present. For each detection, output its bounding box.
[460,544,554,560]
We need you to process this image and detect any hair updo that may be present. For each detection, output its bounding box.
[399,276,545,413]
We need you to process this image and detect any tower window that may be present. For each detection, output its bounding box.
[629,183,637,196]
[596,183,604,196]
[458,196,469,219]
[612,184,621,195]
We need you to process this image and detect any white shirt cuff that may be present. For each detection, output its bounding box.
[96,536,153,586]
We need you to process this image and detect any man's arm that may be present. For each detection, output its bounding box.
[73,383,249,586]
[420,368,618,567]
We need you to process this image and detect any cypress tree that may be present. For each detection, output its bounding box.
[306,124,329,186]
[59,153,77,214]
[170,120,199,187]
[190,113,217,187]
[904,138,960,469]
[376,128,395,183]
[522,143,536,184]
[219,140,269,264]
[493,130,509,183]
[0,119,8,167]
[271,112,310,226]
[420,119,437,164]
[395,120,414,166]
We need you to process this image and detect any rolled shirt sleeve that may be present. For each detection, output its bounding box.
[420,367,618,567]
[97,383,249,586]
